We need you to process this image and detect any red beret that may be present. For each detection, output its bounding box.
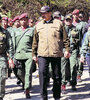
[72,9,79,15]
[19,13,28,20]
[13,16,19,22]
[2,17,8,21]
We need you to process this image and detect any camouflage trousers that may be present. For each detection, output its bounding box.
[0,56,8,98]
[61,57,71,85]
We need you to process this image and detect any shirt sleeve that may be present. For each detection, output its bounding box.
[32,27,39,57]
[80,32,89,57]
[6,31,14,59]
[62,25,70,52]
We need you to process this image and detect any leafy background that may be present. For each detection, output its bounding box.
[0,0,90,21]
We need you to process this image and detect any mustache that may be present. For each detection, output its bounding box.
[42,16,46,18]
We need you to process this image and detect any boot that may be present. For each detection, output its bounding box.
[25,89,31,99]
[72,85,77,91]
[0,97,3,100]
[61,85,66,94]
[77,75,82,82]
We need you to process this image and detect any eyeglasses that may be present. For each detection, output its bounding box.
[79,16,83,18]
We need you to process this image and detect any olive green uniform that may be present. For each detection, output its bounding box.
[7,27,22,83]
[0,26,13,98]
[14,26,34,89]
[7,27,14,77]
[61,49,70,85]
[65,25,79,86]
[76,21,87,77]
[80,30,90,73]
[80,30,90,56]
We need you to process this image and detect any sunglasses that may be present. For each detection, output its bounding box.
[66,19,72,21]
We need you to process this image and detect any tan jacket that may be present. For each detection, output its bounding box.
[32,18,70,57]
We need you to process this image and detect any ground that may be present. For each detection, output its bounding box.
[4,65,90,100]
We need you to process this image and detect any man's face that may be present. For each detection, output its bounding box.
[41,12,51,21]
[54,17,61,20]
[2,20,8,28]
[79,14,84,21]
[20,17,28,26]
[65,18,72,26]
[8,21,13,27]
[14,20,20,28]
[73,13,79,20]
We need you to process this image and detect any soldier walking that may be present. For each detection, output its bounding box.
[0,15,14,100]
[64,14,80,91]
[14,13,34,99]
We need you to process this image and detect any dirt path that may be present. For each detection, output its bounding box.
[4,65,90,100]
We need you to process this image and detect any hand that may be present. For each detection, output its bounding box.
[80,56,85,63]
[64,51,71,58]
[8,59,14,68]
[32,56,38,63]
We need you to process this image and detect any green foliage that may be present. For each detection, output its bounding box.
[0,0,89,21]
[7,10,12,18]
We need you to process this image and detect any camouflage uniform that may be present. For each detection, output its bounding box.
[80,30,90,74]
[0,26,13,99]
[75,22,86,78]
[65,25,79,87]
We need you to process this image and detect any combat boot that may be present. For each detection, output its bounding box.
[0,97,3,100]
[77,75,82,82]
[25,89,31,99]
[61,85,66,94]
[72,85,77,91]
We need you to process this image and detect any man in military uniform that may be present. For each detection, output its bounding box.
[32,6,70,100]
[80,26,90,74]
[72,9,86,82]
[14,13,34,99]
[53,11,64,23]
[64,14,80,91]
[53,11,61,20]
[2,17,13,78]
[53,11,71,94]
[0,15,14,100]
[8,18,13,27]
[13,16,20,28]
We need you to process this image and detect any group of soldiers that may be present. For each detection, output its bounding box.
[0,5,90,100]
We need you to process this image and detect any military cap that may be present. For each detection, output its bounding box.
[65,14,72,20]
[2,17,8,21]
[19,13,28,20]
[13,16,19,22]
[72,9,79,15]
[53,11,61,18]
[40,6,50,13]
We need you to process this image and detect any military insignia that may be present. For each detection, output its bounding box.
[71,29,78,38]
[0,32,6,44]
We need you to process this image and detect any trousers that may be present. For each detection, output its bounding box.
[38,56,61,99]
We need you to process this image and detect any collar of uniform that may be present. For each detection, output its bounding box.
[43,17,54,24]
